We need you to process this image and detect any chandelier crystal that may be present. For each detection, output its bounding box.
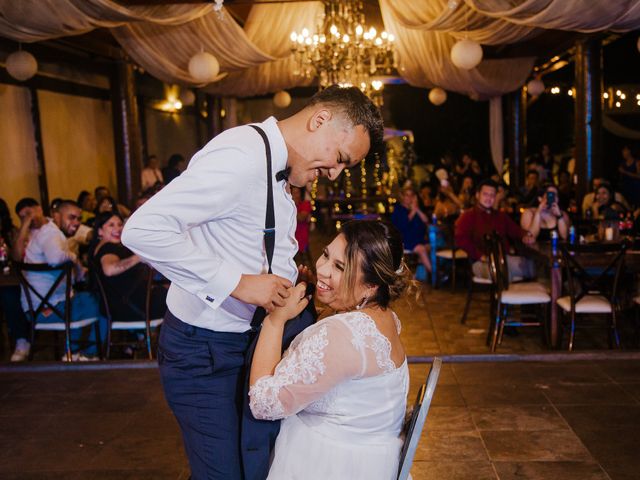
[290,0,397,104]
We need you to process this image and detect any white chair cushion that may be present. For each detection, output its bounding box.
[436,249,468,260]
[472,276,493,285]
[557,295,612,313]
[501,282,550,305]
[112,318,164,330]
[35,317,99,331]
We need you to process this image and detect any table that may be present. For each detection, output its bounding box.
[523,241,640,349]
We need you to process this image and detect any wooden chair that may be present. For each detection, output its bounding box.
[430,219,467,290]
[397,357,442,480]
[558,242,627,351]
[16,261,102,361]
[488,234,550,352]
[94,263,163,359]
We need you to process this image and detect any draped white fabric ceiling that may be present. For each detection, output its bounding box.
[1,0,639,99]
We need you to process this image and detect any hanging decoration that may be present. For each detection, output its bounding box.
[273,90,292,108]
[179,88,196,106]
[188,51,220,84]
[527,77,545,97]
[428,87,447,105]
[5,49,37,81]
[450,39,483,70]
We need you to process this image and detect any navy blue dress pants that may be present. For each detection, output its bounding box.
[158,311,252,480]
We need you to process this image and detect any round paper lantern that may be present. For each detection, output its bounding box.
[6,50,37,81]
[527,77,545,97]
[179,89,196,106]
[188,51,220,84]
[273,90,292,108]
[450,39,483,70]
[428,87,447,106]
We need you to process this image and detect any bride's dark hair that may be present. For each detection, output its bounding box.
[340,220,410,309]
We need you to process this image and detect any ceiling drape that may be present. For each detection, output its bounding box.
[1,0,640,98]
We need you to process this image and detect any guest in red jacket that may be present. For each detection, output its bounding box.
[455,179,535,281]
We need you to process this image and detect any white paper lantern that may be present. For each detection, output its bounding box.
[188,51,220,84]
[273,90,292,108]
[527,77,545,97]
[428,87,447,106]
[450,39,483,70]
[179,89,196,106]
[6,50,37,81]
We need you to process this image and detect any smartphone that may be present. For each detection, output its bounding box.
[546,191,556,206]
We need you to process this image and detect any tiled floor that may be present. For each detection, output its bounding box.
[2,359,640,479]
[2,246,640,478]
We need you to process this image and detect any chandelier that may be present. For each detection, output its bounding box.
[290,0,397,104]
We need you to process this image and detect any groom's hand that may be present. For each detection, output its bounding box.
[232,273,292,312]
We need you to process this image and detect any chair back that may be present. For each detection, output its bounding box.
[486,232,509,291]
[397,357,442,480]
[559,242,627,309]
[15,261,73,325]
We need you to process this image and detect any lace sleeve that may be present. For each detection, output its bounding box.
[249,316,364,421]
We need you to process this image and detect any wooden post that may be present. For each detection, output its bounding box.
[507,88,527,189]
[111,61,143,207]
[28,87,50,214]
[574,39,603,203]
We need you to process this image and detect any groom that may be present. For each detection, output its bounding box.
[123,85,383,480]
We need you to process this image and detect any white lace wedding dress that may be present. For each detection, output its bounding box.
[249,310,409,480]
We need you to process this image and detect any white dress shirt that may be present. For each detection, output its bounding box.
[21,219,76,311]
[122,117,298,333]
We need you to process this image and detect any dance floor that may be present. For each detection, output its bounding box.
[2,357,640,479]
[2,268,640,478]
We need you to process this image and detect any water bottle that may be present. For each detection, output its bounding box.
[569,225,576,245]
[551,229,559,254]
[0,240,9,275]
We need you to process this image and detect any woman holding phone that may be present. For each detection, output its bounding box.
[520,183,571,241]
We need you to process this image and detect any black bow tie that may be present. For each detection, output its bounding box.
[275,167,291,182]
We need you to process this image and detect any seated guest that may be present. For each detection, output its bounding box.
[12,197,40,261]
[581,177,628,217]
[495,182,517,216]
[141,154,164,191]
[91,212,167,323]
[291,186,312,264]
[0,198,31,361]
[94,186,131,219]
[249,220,409,479]
[456,179,535,281]
[457,175,475,209]
[618,146,640,209]
[556,170,574,210]
[391,186,432,274]
[590,182,627,220]
[21,200,106,360]
[518,169,541,207]
[433,181,463,220]
[162,153,186,185]
[418,181,435,217]
[520,184,571,241]
[77,190,96,224]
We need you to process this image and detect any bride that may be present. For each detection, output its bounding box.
[249,220,410,480]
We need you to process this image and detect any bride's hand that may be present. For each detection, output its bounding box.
[267,283,309,327]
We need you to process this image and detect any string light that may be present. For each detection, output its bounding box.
[310,178,318,225]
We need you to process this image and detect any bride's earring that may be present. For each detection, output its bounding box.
[355,296,369,310]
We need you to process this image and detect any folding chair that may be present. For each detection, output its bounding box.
[397,357,442,480]
[488,234,550,352]
[558,242,627,351]
[430,220,467,290]
[94,263,163,359]
[16,261,102,361]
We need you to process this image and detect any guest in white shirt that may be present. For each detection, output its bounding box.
[122,85,384,480]
[140,154,164,191]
